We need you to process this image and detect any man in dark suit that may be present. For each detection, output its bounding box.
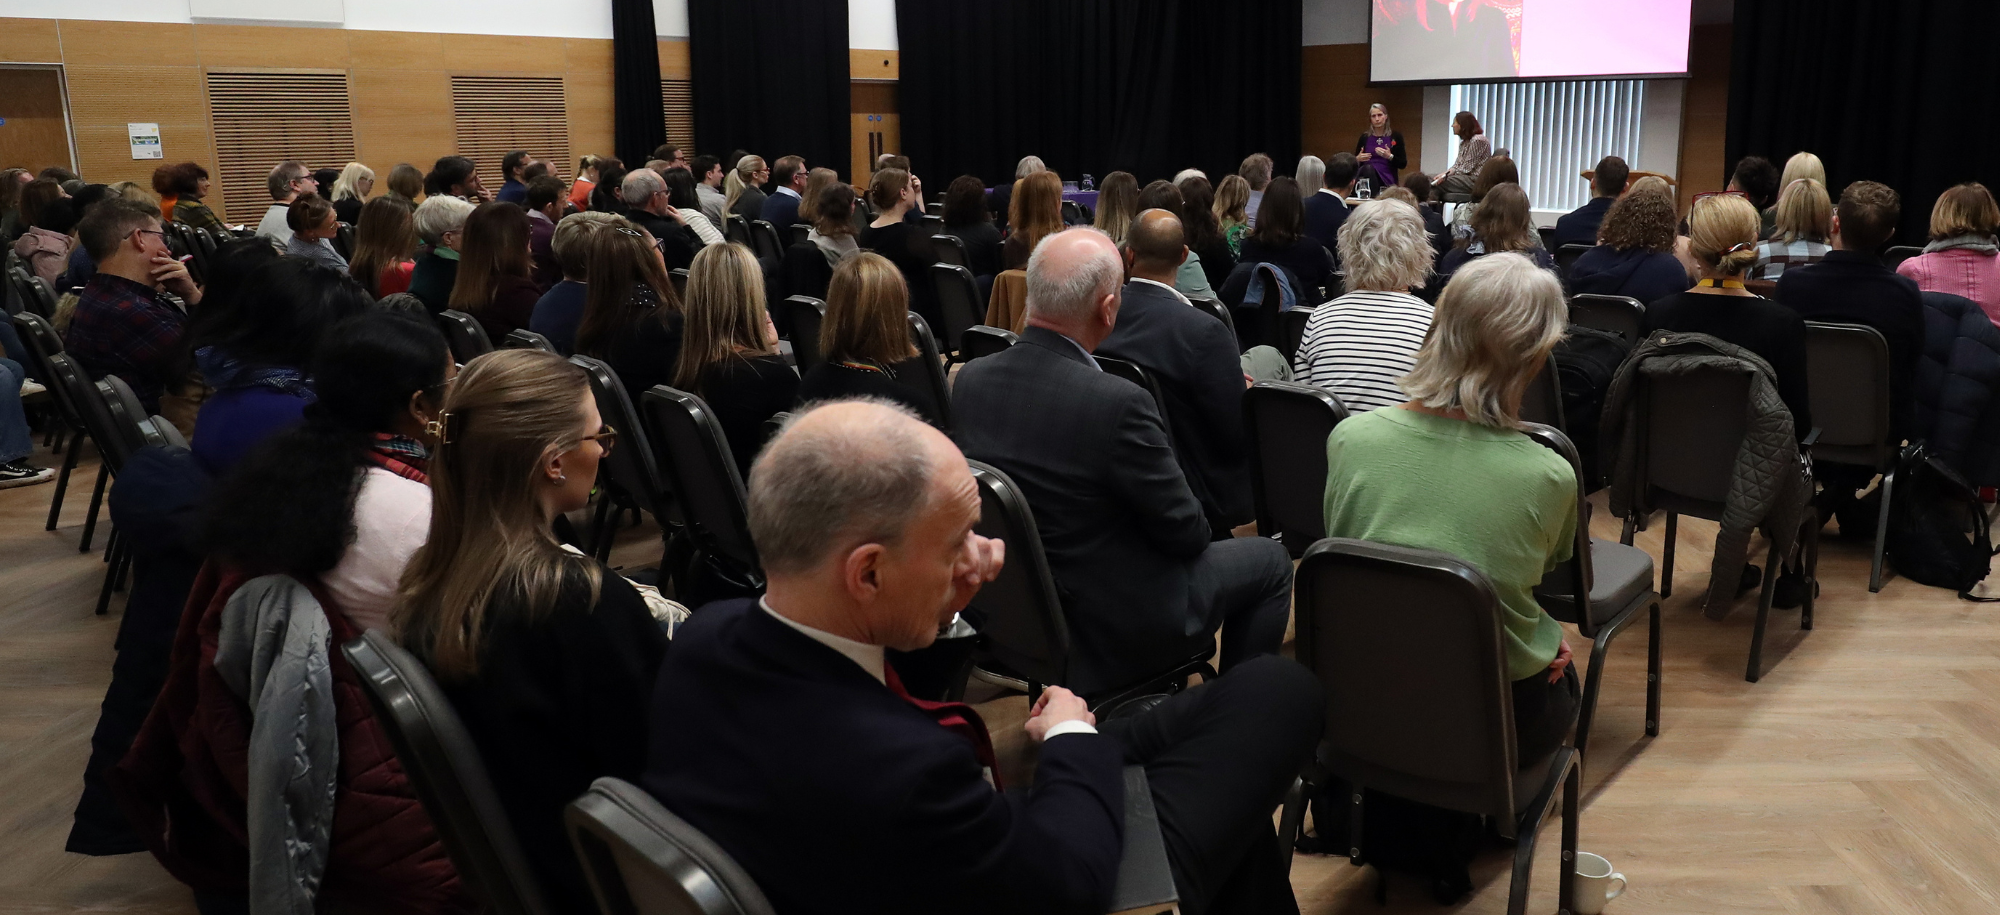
[759,154,808,228]
[1553,155,1628,248]
[1097,209,1254,533]
[619,168,700,271]
[1303,152,1359,258]
[953,228,1295,695]
[644,400,1322,915]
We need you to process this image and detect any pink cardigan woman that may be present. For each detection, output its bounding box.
[1897,183,2000,327]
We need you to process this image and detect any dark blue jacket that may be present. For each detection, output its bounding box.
[528,280,588,355]
[1553,197,1613,248]
[1914,292,2000,486]
[1567,245,1690,305]
[1301,191,1351,257]
[643,599,1126,915]
[1778,250,1926,440]
[759,188,802,229]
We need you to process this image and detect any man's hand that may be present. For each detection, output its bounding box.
[1024,686,1094,743]
[946,532,1004,615]
[1547,640,1573,683]
[151,255,202,305]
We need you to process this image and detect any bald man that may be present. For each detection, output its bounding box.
[644,400,1323,915]
[953,227,1294,695]
[1096,209,1255,532]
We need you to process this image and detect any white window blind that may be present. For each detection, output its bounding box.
[1449,80,1645,213]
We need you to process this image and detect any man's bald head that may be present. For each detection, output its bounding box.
[748,399,961,575]
[1025,227,1124,324]
[1124,209,1186,272]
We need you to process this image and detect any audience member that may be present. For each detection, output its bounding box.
[1214,173,1252,255]
[310,167,341,197]
[758,155,809,227]
[953,227,1293,693]
[329,161,374,225]
[12,197,76,285]
[651,144,688,170]
[662,167,725,246]
[201,310,452,631]
[1355,102,1409,193]
[1296,198,1437,413]
[0,168,30,242]
[111,180,161,215]
[1238,177,1337,295]
[395,349,668,913]
[1322,252,1580,782]
[1399,172,1453,258]
[1098,209,1254,530]
[620,168,700,271]
[170,238,283,399]
[1091,171,1139,245]
[495,150,535,204]
[0,351,51,488]
[807,181,860,266]
[1449,154,1519,240]
[530,211,615,355]
[797,253,945,426]
[1430,110,1491,200]
[575,214,686,401]
[644,399,1322,915]
[256,161,316,245]
[569,155,604,210]
[1772,152,1826,233]
[588,157,628,215]
[795,167,837,229]
[1238,152,1274,225]
[384,162,424,208]
[673,243,797,477]
[690,154,727,224]
[1438,183,1556,285]
[1133,180,1218,300]
[987,154,1045,226]
[1750,178,1834,281]
[1175,175,1238,291]
[1642,192,1811,434]
[64,198,201,413]
[424,155,489,203]
[1302,153,1360,254]
[725,155,769,223]
[17,177,66,238]
[1554,155,1628,248]
[149,164,179,222]
[941,174,1001,277]
[1728,155,1781,238]
[1778,180,1924,442]
[348,196,419,297]
[284,194,348,271]
[449,201,541,342]
[523,175,567,289]
[1569,176,1690,304]
[1002,170,1065,271]
[161,162,223,231]
[1897,182,2000,325]
[858,168,943,329]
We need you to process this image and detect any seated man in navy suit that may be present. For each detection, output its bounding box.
[644,399,1323,915]
[758,155,808,228]
[1553,155,1627,249]
[1302,152,1359,258]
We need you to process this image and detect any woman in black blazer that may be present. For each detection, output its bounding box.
[674,242,798,478]
[1354,103,1409,196]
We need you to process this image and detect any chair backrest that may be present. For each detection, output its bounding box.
[436,310,493,363]
[28,275,59,317]
[565,777,777,915]
[930,234,970,269]
[1634,362,1754,508]
[13,312,80,424]
[502,329,556,353]
[1555,243,1591,277]
[335,222,357,260]
[784,223,811,248]
[571,355,675,523]
[149,413,191,449]
[1883,245,1922,272]
[640,386,763,587]
[95,375,153,468]
[904,312,954,429]
[928,263,983,356]
[1520,424,1596,626]
[1294,538,1522,822]
[760,411,789,446]
[1519,352,1565,431]
[1189,296,1234,339]
[1568,294,1645,342]
[1093,356,1173,437]
[723,215,750,247]
[959,325,1018,362]
[1061,200,1083,225]
[1537,226,1558,253]
[963,460,1071,687]
[1803,321,1892,469]
[1243,381,1349,557]
[780,296,826,374]
[47,353,126,471]
[193,225,220,260]
[670,268,690,298]
[341,630,554,915]
[748,220,784,260]
[918,213,943,233]
[1280,304,1312,364]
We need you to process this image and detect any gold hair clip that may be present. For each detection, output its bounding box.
[425,411,462,445]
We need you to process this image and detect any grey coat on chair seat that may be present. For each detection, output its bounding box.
[1601,332,1811,614]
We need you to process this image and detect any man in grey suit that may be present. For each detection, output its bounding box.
[952,227,1292,696]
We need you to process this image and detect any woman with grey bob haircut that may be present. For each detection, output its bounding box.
[1291,198,1440,413]
[1401,252,1566,427]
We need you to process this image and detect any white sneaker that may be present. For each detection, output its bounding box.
[19,380,45,398]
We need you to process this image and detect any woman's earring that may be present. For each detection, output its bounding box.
[554,474,567,484]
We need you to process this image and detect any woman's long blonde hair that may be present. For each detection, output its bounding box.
[1779,152,1825,194]
[1771,178,1831,246]
[1214,174,1251,229]
[331,162,375,203]
[1092,171,1139,245]
[1401,253,1566,429]
[673,243,772,393]
[394,349,598,680]
[724,155,765,213]
[1008,171,1065,259]
[821,252,915,366]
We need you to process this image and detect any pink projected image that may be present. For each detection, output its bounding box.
[1370,0,1691,83]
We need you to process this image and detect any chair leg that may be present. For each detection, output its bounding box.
[1801,509,1820,631]
[588,495,615,562]
[1660,513,1677,599]
[114,538,132,592]
[103,525,118,562]
[1573,633,1612,770]
[94,539,123,616]
[79,465,108,552]
[1277,777,1307,875]
[1619,513,1636,546]
[1868,469,1894,593]
[1746,555,1780,682]
[1559,759,1581,915]
[45,428,80,532]
[1348,786,1366,864]
[1646,598,1663,736]
[1506,807,1540,915]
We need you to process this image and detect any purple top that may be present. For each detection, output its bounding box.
[1360,133,1398,190]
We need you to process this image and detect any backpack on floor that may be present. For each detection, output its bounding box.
[1886,442,1998,599]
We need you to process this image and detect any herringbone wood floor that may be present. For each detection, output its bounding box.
[1,433,1992,914]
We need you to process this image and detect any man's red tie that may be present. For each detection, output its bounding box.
[882,664,1005,791]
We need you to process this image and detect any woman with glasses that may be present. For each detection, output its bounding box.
[674,243,797,478]
[395,348,668,913]
[575,217,687,404]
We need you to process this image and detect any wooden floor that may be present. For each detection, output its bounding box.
[3,433,1995,914]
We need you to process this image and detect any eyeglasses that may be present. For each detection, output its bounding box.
[128,228,168,244]
[582,424,617,456]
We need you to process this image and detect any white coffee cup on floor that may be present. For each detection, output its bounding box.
[1570,852,1626,915]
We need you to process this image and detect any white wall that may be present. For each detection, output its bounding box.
[1301,0,1369,46]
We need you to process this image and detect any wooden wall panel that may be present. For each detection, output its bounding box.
[58,21,200,68]
[62,65,213,198]
[350,68,452,175]
[565,69,616,161]
[0,18,62,61]
[1301,44,1425,181]
[346,30,445,71]
[657,39,690,80]
[850,49,897,81]
[192,23,351,69]
[442,34,570,73]
[1677,23,1732,212]
[0,69,75,174]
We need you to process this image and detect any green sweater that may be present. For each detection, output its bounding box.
[1323,407,1575,681]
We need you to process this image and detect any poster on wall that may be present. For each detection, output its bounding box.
[128,123,162,160]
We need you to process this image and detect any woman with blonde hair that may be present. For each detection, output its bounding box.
[1323,252,1579,775]
[1641,192,1812,433]
[1354,101,1408,194]
[395,347,667,912]
[796,252,943,426]
[575,214,686,402]
[1092,171,1140,245]
[384,163,424,207]
[1294,197,1437,412]
[1002,169,1066,270]
[110,180,161,212]
[1750,178,1833,281]
[1437,183,1555,285]
[1897,182,2000,323]
[1214,173,1252,255]
[1569,176,1690,303]
[673,243,797,476]
[330,161,375,224]
[724,155,769,222]
[1779,152,1826,197]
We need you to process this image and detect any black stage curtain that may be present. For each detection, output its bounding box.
[897,0,1300,190]
[611,0,666,167]
[1728,0,2000,245]
[688,0,852,180]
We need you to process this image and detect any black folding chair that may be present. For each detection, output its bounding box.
[13,313,86,531]
[724,215,751,247]
[18,272,57,319]
[959,326,1018,363]
[1061,200,1083,225]
[930,234,970,269]
[1280,538,1580,915]
[342,630,556,915]
[1243,381,1349,557]
[436,310,494,363]
[641,386,765,602]
[784,223,811,248]
[1190,296,1234,338]
[1093,356,1173,439]
[565,777,777,915]
[1519,353,1565,432]
[44,353,120,556]
[1556,243,1591,277]
[1883,246,1922,272]
[670,268,690,298]
[927,263,983,359]
[780,297,826,375]
[1537,226,1558,253]
[572,355,684,565]
[92,376,160,614]
[335,222,356,261]
[1280,305,1312,364]
[1803,321,1897,591]
[904,312,954,429]
[502,329,556,353]
[377,293,429,314]
[1569,294,1645,343]
[748,220,784,261]
[963,460,1215,711]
